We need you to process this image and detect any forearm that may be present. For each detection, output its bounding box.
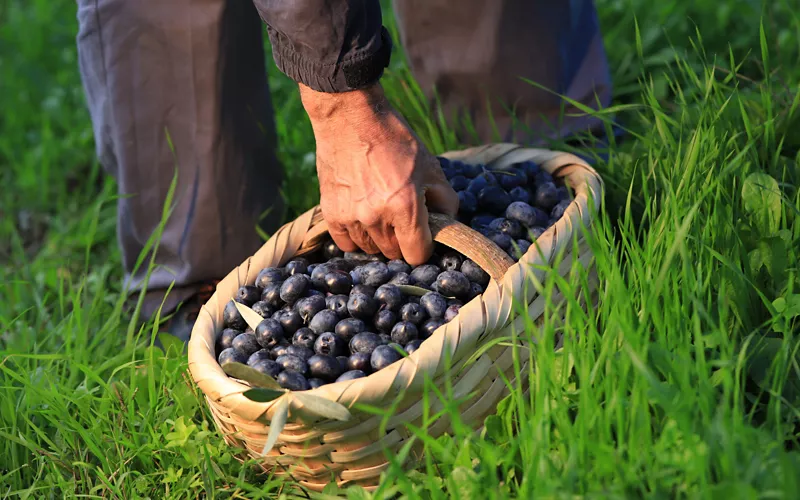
[251,0,392,93]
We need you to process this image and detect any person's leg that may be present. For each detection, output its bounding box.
[76,0,284,340]
[392,0,612,146]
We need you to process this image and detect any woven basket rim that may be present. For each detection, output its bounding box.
[187,143,603,421]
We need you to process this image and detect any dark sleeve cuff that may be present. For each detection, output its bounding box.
[268,26,393,93]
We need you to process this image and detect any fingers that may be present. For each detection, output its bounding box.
[365,223,403,261]
[346,222,381,255]
[392,191,434,266]
[327,221,358,253]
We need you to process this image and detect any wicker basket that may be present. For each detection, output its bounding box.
[187,143,603,491]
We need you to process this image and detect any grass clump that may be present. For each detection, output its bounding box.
[2,0,800,497]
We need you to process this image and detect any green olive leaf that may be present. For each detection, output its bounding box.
[242,387,286,403]
[292,392,352,422]
[742,172,782,235]
[221,362,282,390]
[233,301,265,332]
[262,397,289,455]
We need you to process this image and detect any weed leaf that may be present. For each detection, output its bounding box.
[742,172,781,234]
[233,301,265,332]
[221,362,282,390]
[293,392,352,422]
[262,397,289,455]
[242,388,285,403]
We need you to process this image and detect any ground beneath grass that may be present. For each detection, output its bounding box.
[2,0,800,498]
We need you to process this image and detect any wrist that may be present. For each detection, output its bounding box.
[300,82,389,128]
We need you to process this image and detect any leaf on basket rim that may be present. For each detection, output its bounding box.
[397,285,454,299]
[234,301,265,332]
[243,387,286,403]
[262,397,289,455]
[222,362,282,390]
[293,392,352,422]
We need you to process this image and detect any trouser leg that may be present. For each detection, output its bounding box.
[392,0,612,145]
[76,0,284,318]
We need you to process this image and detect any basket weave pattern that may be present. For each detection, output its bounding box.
[187,144,604,491]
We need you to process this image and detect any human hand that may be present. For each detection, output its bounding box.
[299,83,459,266]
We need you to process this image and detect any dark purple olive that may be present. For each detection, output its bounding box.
[323,239,344,260]
[374,284,404,311]
[286,344,314,362]
[255,318,285,349]
[308,354,344,382]
[405,339,423,355]
[420,292,448,319]
[360,262,391,287]
[534,182,560,211]
[371,345,404,371]
[292,327,317,350]
[505,201,548,228]
[232,333,260,357]
[223,300,247,331]
[324,270,353,294]
[251,301,274,318]
[439,251,463,272]
[314,332,347,357]
[477,186,512,215]
[373,309,397,334]
[467,282,484,300]
[277,309,304,335]
[388,272,414,286]
[255,267,285,288]
[550,199,570,220]
[280,274,310,304]
[347,352,372,373]
[218,347,248,366]
[410,265,441,287]
[347,293,379,320]
[511,239,531,259]
[216,328,240,354]
[251,359,282,378]
[235,286,261,307]
[509,186,532,205]
[399,303,427,325]
[336,370,367,382]
[349,332,383,355]
[434,271,471,299]
[308,378,326,389]
[294,295,326,323]
[461,260,489,287]
[458,191,478,216]
[335,318,366,341]
[247,349,272,366]
[444,304,461,322]
[497,168,527,190]
[352,284,376,297]
[261,283,284,309]
[390,321,419,345]
[489,218,524,239]
[270,342,290,360]
[278,371,310,391]
[326,294,349,317]
[284,259,309,276]
[276,354,309,375]
[387,260,411,275]
[308,309,339,335]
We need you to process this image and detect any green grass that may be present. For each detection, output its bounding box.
[3,0,800,497]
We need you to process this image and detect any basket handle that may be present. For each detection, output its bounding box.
[300,208,514,282]
[427,213,514,281]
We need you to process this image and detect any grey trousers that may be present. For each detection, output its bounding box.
[75,0,611,318]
